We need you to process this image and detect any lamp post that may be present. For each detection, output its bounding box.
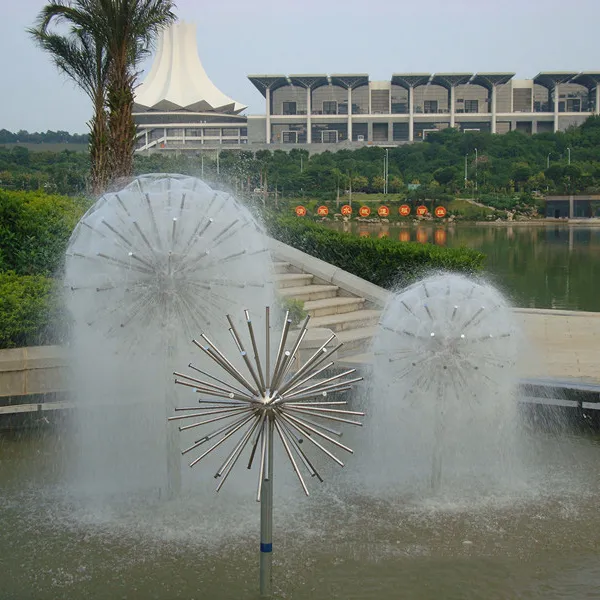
[464,154,468,188]
[384,148,389,194]
[474,148,478,193]
[547,153,552,169]
[567,147,571,165]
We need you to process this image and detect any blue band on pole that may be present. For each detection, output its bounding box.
[260,543,273,553]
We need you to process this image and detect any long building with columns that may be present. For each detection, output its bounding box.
[246,72,600,145]
[133,24,600,151]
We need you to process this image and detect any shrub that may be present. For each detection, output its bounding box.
[266,216,485,289]
[0,272,68,348]
[0,190,89,276]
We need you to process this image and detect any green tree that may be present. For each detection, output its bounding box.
[433,166,456,186]
[29,23,109,194]
[31,0,176,184]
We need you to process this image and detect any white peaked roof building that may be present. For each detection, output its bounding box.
[134,22,249,151]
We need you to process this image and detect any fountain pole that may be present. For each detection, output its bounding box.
[260,415,274,596]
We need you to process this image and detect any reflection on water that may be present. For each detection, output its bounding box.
[332,223,600,312]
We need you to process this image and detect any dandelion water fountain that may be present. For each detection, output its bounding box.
[370,273,521,495]
[64,174,275,497]
[169,307,364,596]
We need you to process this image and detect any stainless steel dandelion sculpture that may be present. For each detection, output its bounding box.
[169,307,364,597]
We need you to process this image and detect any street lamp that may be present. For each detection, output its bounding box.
[384,148,389,194]
[474,148,478,192]
[464,154,468,188]
[547,153,552,169]
[566,147,571,165]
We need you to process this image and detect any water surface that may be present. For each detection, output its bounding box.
[327,223,600,312]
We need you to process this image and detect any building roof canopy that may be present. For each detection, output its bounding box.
[534,72,579,89]
[571,72,600,88]
[431,73,473,89]
[135,22,246,114]
[330,74,369,89]
[471,73,515,89]
[391,73,431,88]
[247,75,289,96]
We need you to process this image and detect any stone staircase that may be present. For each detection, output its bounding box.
[273,261,380,360]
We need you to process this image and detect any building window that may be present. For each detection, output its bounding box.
[464,100,479,113]
[567,98,581,112]
[323,101,337,115]
[322,130,338,143]
[203,128,220,137]
[424,100,438,113]
[282,131,298,143]
[222,128,238,137]
[283,101,297,115]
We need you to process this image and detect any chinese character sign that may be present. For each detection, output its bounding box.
[341,204,353,216]
[295,205,307,217]
[416,205,428,216]
[378,206,390,217]
[399,205,411,216]
[317,205,329,216]
[434,206,447,218]
[358,206,371,217]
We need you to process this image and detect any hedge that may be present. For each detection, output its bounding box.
[0,189,89,276]
[266,216,485,289]
[0,271,68,348]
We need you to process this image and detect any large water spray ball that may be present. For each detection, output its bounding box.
[65,174,274,354]
[369,274,522,491]
[375,273,519,404]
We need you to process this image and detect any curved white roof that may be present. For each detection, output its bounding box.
[135,22,246,114]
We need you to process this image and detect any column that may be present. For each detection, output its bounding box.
[388,121,393,142]
[348,87,353,141]
[265,87,271,144]
[367,121,373,142]
[408,87,414,142]
[596,83,600,115]
[553,84,560,133]
[491,86,497,134]
[306,87,312,144]
[449,86,456,128]
[569,195,574,219]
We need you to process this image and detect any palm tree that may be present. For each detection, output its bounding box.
[29,22,110,194]
[93,0,176,180]
[31,0,176,186]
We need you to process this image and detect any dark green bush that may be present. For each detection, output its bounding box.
[0,190,89,276]
[266,216,485,289]
[0,272,68,348]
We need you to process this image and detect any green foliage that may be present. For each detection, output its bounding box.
[278,297,307,326]
[0,190,89,275]
[0,272,68,348]
[266,216,484,289]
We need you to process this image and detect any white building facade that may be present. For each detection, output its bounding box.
[134,24,600,152]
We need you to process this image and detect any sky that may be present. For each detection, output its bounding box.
[2,0,599,133]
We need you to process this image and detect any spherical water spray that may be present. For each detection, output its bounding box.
[64,175,275,496]
[371,274,520,493]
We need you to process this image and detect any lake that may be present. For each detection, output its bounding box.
[327,222,600,312]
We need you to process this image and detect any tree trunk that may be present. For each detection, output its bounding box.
[107,59,136,183]
[88,93,109,196]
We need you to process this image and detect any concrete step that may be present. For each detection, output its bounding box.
[273,261,292,274]
[309,309,381,332]
[279,284,339,302]
[335,326,378,357]
[336,352,374,369]
[302,297,367,317]
[274,273,314,289]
